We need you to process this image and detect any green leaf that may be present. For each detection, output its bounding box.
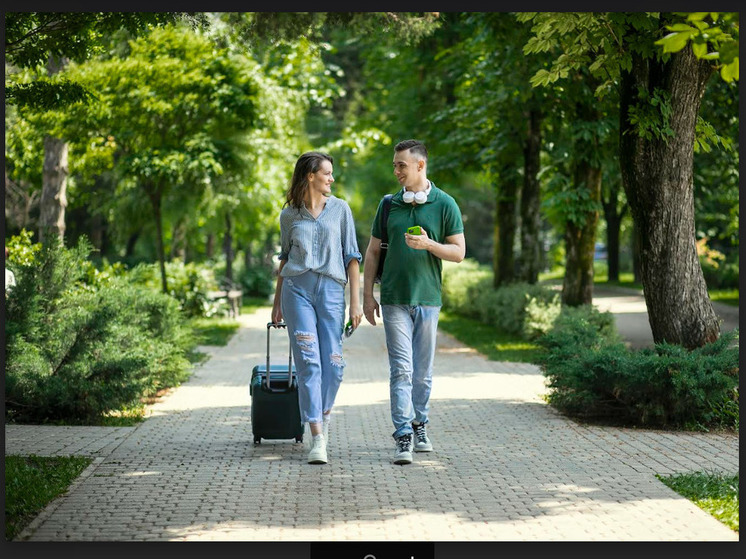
[656,32,692,53]
[721,61,739,82]
[719,42,739,64]
[692,42,709,58]
[668,23,697,32]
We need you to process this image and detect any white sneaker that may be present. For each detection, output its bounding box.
[308,434,328,464]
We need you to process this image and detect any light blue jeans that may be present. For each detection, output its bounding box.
[281,271,346,425]
[382,304,440,439]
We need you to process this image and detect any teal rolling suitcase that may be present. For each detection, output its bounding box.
[249,322,304,445]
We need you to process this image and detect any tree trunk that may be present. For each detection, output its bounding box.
[605,209,622,282]
[39,137,68,243]
[146,185,168,294]
[562,162,601,306]
[90,212,105,253]
[125,232,139,260]
[170,219,186,262]
[493,174,518,287]
[602,182,627,283]
[206,232,215,259]
[263,232,276,269]
[519,108,542,284]
[619,45,719,349]
[244,241,253,271]
[223,212,234,283]
[39,55,69,244]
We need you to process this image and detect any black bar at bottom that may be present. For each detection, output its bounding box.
[311,542,434,559]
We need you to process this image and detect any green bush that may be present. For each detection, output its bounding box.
[208,249,275,299]
[442,259,562,339]
[537,309,739,429]
[698,239,739,290]
[126,259,224,317]
[702,259,739,290]
[4,235,193,424]
[236,264,275,298]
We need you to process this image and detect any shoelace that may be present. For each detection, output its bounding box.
[396,436,412,452]
[414,424,427,442]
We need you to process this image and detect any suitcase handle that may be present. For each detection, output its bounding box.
[266,322,293,390]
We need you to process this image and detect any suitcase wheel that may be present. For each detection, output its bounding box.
[295,435,303,443]
[254,437,261,445]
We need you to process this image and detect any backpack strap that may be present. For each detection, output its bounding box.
[380,194,393,249]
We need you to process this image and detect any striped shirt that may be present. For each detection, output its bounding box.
[278,195,362,286]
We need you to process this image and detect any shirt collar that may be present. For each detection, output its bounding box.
[301,195,334,216]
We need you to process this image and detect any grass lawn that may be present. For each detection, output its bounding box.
[187,296,272,362]
[5,454,93,541]
[189,315,241,347]
[437,310,542,364]
[710,288,739,307]
[657,471,739,533]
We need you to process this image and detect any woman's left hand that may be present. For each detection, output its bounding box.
[349,304,363,332]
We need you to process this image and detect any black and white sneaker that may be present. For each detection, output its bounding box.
[413,422,433,452]
[393,433,413,465]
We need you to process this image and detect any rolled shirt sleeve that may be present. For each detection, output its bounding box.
[342,202,362,269]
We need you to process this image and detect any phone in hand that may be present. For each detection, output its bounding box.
[343,319,354,338]
[407,226,422,235]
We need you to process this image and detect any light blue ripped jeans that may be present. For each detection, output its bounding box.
[281,270,346,425]
[382,304,440,439]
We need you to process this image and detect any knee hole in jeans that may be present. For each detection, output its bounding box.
[330,352,345,368]
[294,331,317,363]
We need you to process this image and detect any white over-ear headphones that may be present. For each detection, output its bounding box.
[402,183,431,204]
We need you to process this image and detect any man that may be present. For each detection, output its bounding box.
[363,139,465,465]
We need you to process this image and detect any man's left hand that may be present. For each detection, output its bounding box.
[405,227,431,251]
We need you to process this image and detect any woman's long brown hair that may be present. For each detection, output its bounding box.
[285,152,333,210]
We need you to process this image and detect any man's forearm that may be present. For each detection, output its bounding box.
[363,247,379,297]
[426,239,465,263]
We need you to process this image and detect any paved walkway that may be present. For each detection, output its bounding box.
[5,296,739,542]
[592,284,739,349]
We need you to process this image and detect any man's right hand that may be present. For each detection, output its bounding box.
[363,294,380,326]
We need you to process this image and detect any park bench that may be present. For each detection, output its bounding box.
[207,278,243,318]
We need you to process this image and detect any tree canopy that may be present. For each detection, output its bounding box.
[5,11,739,349]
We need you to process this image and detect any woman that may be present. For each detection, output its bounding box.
[272,152,363,464]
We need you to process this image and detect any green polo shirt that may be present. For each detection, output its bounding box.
[371,182,464,306]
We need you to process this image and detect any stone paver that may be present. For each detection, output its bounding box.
[5,299,739,542]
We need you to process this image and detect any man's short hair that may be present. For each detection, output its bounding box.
[395,139,428,162]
